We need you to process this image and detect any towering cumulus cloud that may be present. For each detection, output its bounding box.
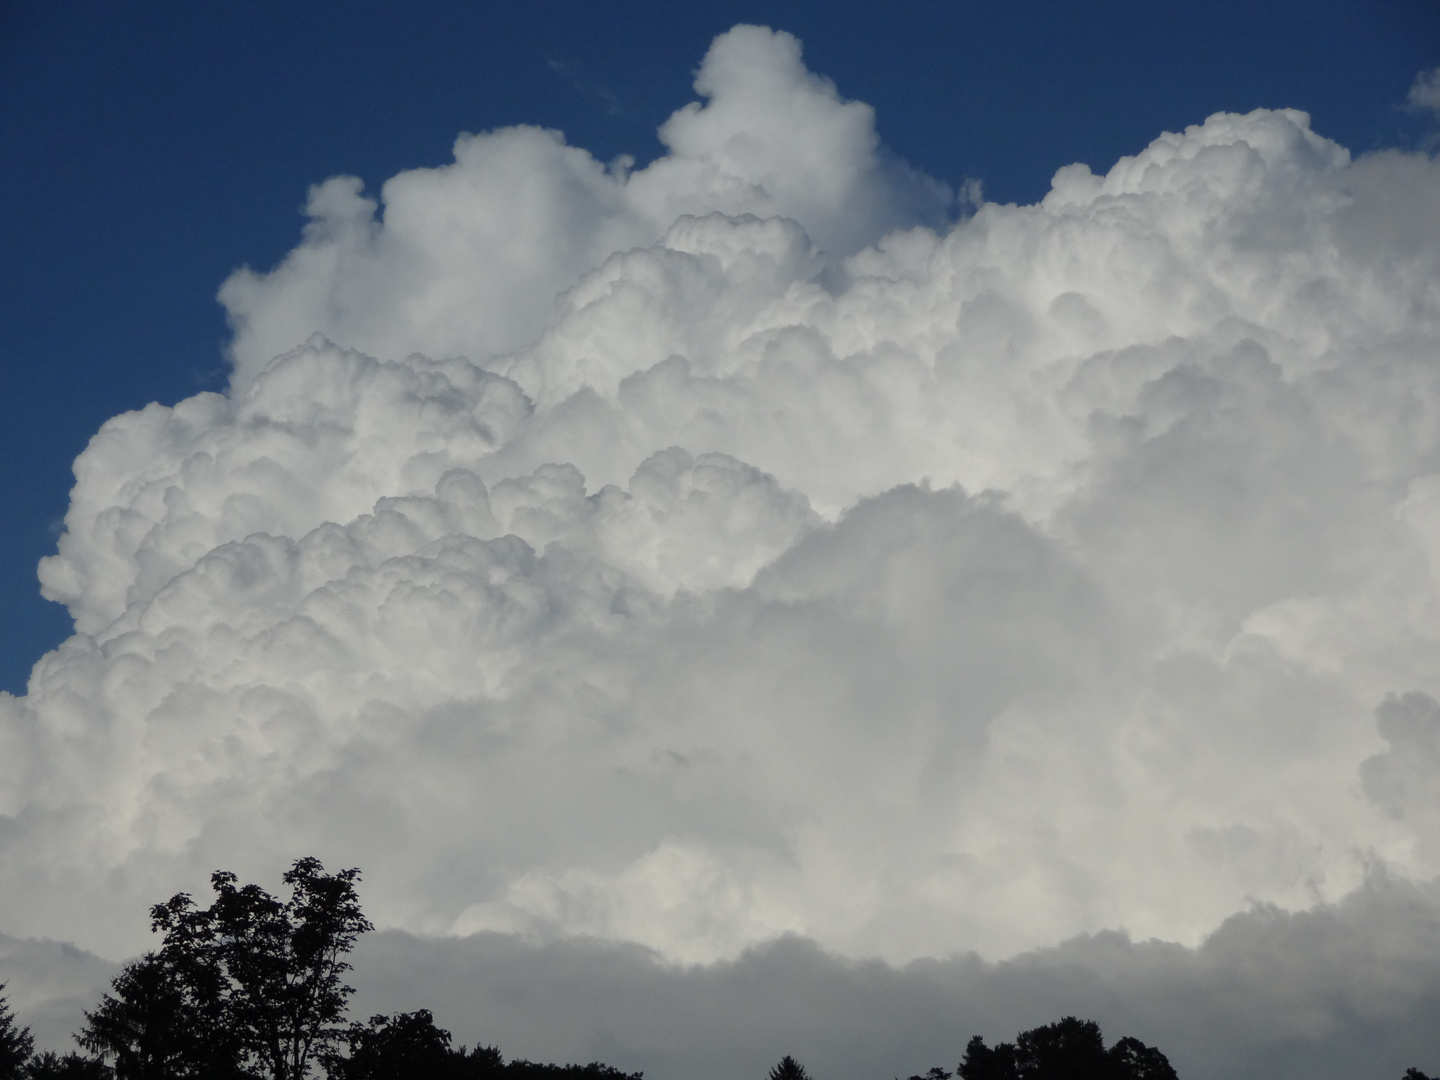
[7,24,1440,1078]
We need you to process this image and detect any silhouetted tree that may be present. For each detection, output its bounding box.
[1404,1070,1436,1080]
[1014,1017,1111,1078]
[767,1055,811,1080]
[957,1035,1018,1080]
[81,857,369,1080]
[323,1011,457,1080]
[451,1046,506,1077]
[77,951,242,1080]
[957,1017,1176,1080]
[75,860,655,1080]
[85,972,650,1080]
[148,856,371,1080]
[24,1052,112,1080]
[317,1006,643,1080]
[0,986,35,1080]
[1107,1037,1178,1080]
[499,1062,640,1080]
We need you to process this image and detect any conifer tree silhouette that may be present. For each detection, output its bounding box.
[0,986,34,1080]
[767,1055,811,1080]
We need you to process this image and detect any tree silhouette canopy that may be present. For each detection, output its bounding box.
[956,1016,1177,1080]
[79,857,370,1080]
[324,1009,458,1080]
[323,1010,642,1080]
[77,949,235,1079]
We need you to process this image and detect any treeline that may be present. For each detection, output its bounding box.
[0,858,639,1080]
[754,1018,1178,1080]
[0,858,1434,1080]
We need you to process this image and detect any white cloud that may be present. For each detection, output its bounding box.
[8,31,1440,1073]
[1410,67,1440,116]
[217,26,951,394]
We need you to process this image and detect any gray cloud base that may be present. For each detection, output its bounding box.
[7,875,1440,1079]
[351,877,1440,1080]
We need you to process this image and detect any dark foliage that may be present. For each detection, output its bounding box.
[1106,1037,1179,1080]
[24,1053,111,1080]
[323,1010,457,1080]
[80,857,370,1080]
[165,856,371,1080]
[321,1009,639,1080]
[65,857,650,1080]
[956,1017,1177,1080]
[451,1046,507,1075]
[957,1035,1020,1080]
[1405,1070,1436,1080]
[77,951,246,1080]
[501,1061,642,1080]
[768,1056,811,1080]
[0,988,35,1080]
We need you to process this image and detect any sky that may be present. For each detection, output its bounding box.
[3,2,1440,1078]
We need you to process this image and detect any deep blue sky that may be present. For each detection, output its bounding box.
[2,0,1437,694]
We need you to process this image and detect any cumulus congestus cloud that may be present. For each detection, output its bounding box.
[7,24,1440,1002]
[215,24,952,393]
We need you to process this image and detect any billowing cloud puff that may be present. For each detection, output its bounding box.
[7,30,1440,1059]
[216,25,951,393]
